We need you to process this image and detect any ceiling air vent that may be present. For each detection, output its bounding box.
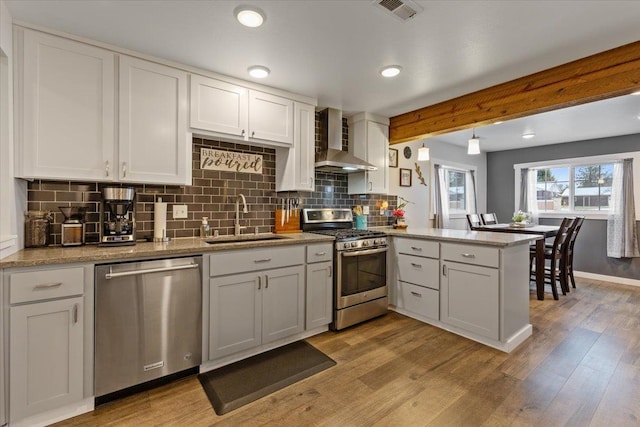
[373,0,423,22]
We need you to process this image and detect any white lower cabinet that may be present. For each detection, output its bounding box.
[440,261,499,340]
[305,261,332,329]
[9,297,84,422]
[399,282,439,321]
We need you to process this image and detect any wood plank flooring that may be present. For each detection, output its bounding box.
[54,277,640,427]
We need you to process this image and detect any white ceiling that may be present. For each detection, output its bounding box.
[6,0,640,150]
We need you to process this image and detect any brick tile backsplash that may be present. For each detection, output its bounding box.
[27,114,398,245]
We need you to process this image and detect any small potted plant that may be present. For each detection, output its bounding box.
[511,210,529,226]
[392,197,411,228]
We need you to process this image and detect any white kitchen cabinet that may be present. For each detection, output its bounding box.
[440,261,499,340]
[261,266,305,343]
[119,56,191,185]
[14,28,115,180]
[189,74,294,147]
[348,113,389,195]
[275,102,315,192]
[306,260,333,329]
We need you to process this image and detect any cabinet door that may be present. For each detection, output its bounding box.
[306,261,333,329]
[9,297,83,422]
[209,273,261,359]
[18,30,115,180]
[441,261,499,340]
[262,265,305,343]
[366,120,389,194]
[293,102,315,191]
[189,74,248,137]
[249,91,294,145]
[119,56,190,185]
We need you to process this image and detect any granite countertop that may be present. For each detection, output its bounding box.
[0,233,334,269]
[381,227,540,247]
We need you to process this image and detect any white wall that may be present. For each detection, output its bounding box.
[0,0,27,258]
[388,137,487,229]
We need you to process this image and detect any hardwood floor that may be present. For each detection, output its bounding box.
[55,277,640,427]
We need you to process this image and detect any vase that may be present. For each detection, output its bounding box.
[355,215,367,230]
[393,218,407,229]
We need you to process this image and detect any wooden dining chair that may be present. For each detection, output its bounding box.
[466,213,482,230]
[564,216,585,289]
[481,213,498,225]
[529,217,576,300]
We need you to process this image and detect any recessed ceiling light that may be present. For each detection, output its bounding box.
[380,65,402,78]
[493,121,504,125]
[522,132,536,139]
[248,65,270,78]
[235,6,265,28]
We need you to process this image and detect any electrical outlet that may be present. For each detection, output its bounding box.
[380,208,386,216]
[173,204,188,219]
[362,206,370,215]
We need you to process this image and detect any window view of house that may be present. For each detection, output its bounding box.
[448,169,467,211]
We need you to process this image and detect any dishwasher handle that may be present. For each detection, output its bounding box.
[104,263,199,279]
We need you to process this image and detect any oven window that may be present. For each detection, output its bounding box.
[340,251,386,296]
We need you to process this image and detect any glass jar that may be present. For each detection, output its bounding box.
[24,211,52,248]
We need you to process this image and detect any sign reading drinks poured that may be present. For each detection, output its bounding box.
[200,148,263,174]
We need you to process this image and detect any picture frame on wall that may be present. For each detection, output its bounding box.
[400,168,412,187]
[389,148,398,168]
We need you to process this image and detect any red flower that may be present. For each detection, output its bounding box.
[392,209,405,218]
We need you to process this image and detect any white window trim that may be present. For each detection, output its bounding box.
[431,158,478,219]
[514,151,640,220]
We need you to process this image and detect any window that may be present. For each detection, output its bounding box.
[447,169,467,212]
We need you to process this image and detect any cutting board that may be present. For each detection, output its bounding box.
[275,209,301,234]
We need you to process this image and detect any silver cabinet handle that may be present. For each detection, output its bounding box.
[34,282,63,290]
[105,160,110,177]
[410,291,422,298]
[309,177,313,186]
[254,258,272,263]
[410,246,422,251]
[122,162,127,178]
[410,263,422,268]
[241,129,245,136]
[72,303,79,324]
[461,253,476,258]
[105,263,198,279]
[265,276,269,289]
[368,181,373,191]
[258,276,261,290]
[251,131,255,137]
[443,265,447,276]
[315,252,326,256]
[342,247,388,257]
[327,266,332,277]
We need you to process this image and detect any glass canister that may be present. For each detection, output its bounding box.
[24,211,52,248]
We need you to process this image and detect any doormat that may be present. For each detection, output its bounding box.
[198,340,336,415]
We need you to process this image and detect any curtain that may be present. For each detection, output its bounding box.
[467,170,478,214]
[607,159,640,258]
[433,164,449,228]
[519,168,528,212]
[526,168,539,224]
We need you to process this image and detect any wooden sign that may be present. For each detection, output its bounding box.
[200,148,263,174]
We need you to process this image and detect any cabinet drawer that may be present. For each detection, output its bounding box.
[441,243,499,268]
[400,282,439,321]
[9,267,84,304]
[306,243,333,264]
[394,238,439,258]
[397,254,439,290]
[210,245,305,277]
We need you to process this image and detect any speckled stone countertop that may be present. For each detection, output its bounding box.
[0,233,334,269]
[381,227,540,247]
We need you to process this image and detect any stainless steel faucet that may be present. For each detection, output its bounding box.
[234,193,248,236]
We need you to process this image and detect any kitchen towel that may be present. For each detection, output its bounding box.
[153,198,167,240]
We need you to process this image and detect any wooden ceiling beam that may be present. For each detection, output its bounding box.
[389,40,640,144]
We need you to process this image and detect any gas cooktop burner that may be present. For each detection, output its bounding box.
[309,229,385,241]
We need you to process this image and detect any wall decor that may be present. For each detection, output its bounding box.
[200,147,263,174]
[414,162,427,187]
[389,148,398,168]
[400,168,412,187]
[403,146,412,159]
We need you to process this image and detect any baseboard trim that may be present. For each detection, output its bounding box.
[574,270,640,288]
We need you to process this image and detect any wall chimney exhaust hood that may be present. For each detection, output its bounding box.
[315,108,377,173]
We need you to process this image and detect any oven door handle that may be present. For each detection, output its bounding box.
[341,247,388,257]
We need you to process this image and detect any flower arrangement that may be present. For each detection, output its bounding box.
[392,208,405,218]
[352,205,363,216]
[512,210,529,223]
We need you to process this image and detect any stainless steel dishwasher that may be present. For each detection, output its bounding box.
[95,256,202,400]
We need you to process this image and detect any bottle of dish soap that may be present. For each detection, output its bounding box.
[200,217,211,238]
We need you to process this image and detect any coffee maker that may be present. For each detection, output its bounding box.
[100,187,136,245]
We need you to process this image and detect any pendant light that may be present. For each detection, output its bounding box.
[467,129,480,155]
[417,143,430,161]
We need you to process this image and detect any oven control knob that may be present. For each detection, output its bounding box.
[362,241,369,247]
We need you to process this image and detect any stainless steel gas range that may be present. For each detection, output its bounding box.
[301,208,388,330]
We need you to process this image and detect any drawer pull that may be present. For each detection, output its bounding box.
[315,251,327,256]
[254,258,272,263]
[410,246,422,251]
[410,263,422,268]
[33,282,63,290]
[410,291,422,298]
[461,253,476,258]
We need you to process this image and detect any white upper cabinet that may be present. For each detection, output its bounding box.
[16,29,115,180]
[119,56,191,185]
[190,75,248,137]
[189,74,294,147]
[348,113,389,194]
[275,102,315,192]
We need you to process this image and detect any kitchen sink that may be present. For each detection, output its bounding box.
[203,234,290,244]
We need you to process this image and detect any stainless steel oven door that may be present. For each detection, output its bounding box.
[336,246,387,309]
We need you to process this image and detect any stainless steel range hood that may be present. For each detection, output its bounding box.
[315,108,377,173]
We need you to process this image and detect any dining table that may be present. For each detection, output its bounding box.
[473,223,560,300]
